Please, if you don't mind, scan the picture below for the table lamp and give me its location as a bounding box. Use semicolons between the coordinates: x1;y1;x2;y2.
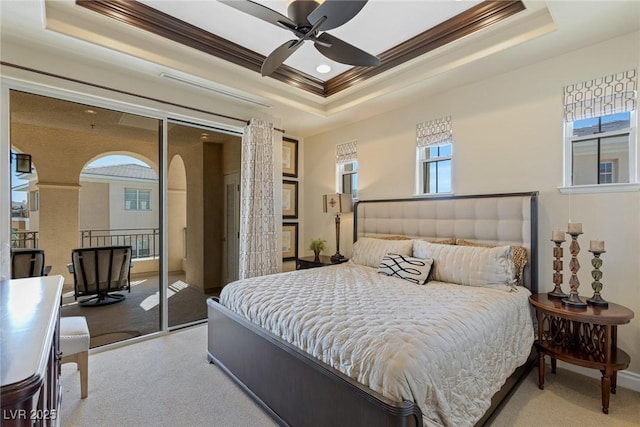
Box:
323;193;353;262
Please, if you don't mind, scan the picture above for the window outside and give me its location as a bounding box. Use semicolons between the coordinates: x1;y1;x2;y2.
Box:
339;161;358;198
569;112;631;185
419;143;452;194
125;188;151;211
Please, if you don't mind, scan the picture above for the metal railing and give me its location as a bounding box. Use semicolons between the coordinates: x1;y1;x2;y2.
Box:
80;228;160;260
11;230;39;248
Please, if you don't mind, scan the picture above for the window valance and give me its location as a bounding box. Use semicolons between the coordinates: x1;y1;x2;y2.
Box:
416;116;452;147
564;69;637;122
336;140;357;164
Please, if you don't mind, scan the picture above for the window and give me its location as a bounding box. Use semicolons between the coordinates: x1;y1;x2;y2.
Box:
125;188;151;211
419;144;452;194
416;116;453;195
569;113;630;185
336;141;358;198
339;162;358;198
563;69;637;191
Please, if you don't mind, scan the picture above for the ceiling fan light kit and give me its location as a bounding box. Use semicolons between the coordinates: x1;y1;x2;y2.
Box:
220;0;380;77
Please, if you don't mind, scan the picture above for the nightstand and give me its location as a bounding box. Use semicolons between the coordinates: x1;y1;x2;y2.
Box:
529;293;634;414
296;255;348;270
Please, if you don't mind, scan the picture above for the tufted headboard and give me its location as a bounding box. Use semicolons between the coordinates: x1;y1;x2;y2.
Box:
353;192;538;292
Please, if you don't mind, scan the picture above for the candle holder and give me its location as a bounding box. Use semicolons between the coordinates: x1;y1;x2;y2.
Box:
562;231;587;308
586;250;608;307
548;238;568;299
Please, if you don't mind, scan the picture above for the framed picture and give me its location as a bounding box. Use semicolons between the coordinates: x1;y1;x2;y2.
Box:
282;222;299;261
282;180;298;219
282;137;298;178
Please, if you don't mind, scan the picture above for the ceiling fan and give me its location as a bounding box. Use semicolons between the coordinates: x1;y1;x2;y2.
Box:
219;0;381;76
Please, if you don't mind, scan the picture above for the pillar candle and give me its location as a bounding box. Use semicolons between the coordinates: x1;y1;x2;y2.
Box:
552;230;565;241
590;240;605;252
567;222;582;234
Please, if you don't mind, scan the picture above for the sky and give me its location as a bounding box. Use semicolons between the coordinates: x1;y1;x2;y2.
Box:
11;154;147;203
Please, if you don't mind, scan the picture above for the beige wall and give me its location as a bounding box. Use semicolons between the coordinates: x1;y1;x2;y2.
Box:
167;139;226;293
304;32;640;375
79;181;109;230
223;138;242;175
167;155;187;273
108;180;159;230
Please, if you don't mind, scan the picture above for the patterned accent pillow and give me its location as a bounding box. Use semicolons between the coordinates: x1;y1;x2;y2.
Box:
455;239;528;286
351;237;413;268
378;253;433;285
379;235;411;240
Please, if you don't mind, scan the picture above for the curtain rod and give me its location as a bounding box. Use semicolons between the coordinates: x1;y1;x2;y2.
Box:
0;61;286;134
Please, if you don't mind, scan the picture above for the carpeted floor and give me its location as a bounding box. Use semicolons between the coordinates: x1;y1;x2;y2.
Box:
59;325;640;427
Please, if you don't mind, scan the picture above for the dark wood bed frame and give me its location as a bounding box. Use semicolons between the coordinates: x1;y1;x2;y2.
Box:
208;192;539;427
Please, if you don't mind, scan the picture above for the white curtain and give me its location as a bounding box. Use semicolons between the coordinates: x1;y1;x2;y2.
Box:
239;119;279;279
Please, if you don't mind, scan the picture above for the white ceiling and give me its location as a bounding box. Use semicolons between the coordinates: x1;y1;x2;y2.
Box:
1;1;639;137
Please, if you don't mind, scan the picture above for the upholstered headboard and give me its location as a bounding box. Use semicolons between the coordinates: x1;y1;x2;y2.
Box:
353;192;538;292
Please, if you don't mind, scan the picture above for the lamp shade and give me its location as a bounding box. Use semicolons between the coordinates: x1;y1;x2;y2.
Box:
323;193;353;214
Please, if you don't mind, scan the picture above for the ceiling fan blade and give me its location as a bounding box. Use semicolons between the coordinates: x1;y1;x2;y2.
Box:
218;0;296;29
307;0;368;31
261;39;303;76
315;32;380;67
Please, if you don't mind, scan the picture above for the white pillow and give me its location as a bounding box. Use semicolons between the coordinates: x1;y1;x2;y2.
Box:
351;237;413;268
413;240;515;290
378;253;433;285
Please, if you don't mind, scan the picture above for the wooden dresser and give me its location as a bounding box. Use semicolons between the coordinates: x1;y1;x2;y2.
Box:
1;276;64;426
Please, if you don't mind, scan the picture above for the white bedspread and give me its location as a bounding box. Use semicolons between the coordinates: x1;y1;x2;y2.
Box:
220;262;534;427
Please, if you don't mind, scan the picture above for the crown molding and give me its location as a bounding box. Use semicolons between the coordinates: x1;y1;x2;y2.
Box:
77;0;525;98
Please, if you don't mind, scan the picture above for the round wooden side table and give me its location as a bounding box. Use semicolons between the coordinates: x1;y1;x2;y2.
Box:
529;293;634;414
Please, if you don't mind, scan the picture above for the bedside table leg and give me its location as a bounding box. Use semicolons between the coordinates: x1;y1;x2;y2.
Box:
538;353;545;390
551;357;556;374
611;371;617;394
601;370;611;414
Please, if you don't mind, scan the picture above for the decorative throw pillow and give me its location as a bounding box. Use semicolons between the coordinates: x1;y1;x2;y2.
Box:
378;253;433;285
413;240;515;290
379;235;411;240
351;237;413;268
455;239;528;286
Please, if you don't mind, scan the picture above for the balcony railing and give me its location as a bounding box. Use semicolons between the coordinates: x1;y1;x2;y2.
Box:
11;229;160;260
11;231;39;248
80;228;160;260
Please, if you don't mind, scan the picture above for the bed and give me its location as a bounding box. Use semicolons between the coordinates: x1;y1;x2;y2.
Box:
207;192;539;427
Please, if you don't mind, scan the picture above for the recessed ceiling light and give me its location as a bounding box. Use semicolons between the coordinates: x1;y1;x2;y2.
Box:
316;64;331;74
84;109;97;114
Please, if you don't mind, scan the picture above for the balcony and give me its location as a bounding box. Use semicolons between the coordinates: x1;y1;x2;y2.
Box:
11;228;219;348
11;230;39;248
80;228;160;260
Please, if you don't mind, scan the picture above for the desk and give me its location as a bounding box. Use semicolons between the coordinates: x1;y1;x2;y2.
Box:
1;276;64;426
529;293;634;414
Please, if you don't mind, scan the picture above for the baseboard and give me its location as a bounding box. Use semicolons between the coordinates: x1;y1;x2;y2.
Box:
557;361;640;392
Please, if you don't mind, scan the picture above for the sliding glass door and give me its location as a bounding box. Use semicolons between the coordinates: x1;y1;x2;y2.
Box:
166;120;241;328
6;87;243;341
9;89;162;347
